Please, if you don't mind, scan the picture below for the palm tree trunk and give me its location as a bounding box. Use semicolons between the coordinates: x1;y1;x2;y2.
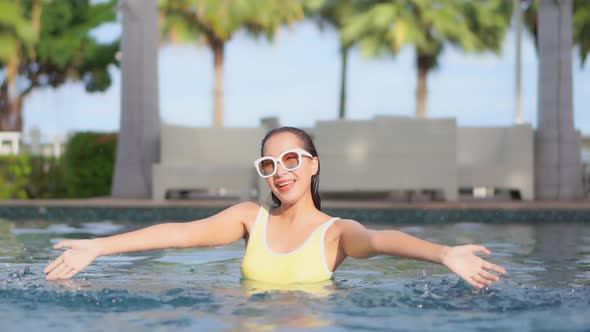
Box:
0;82;9;131
0;59;23;131
0;0;42;132
0;96;25;132
416;61;428;119
212;40;225;128
338;45;350;119
11;95;24;131
416;51;436;119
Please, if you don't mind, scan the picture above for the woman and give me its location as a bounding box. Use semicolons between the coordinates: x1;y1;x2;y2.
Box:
45;127;506;289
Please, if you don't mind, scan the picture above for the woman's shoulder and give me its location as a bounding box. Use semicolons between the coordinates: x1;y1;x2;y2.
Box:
221;201;263;223
332;218;363;228
328;218;366;237
320;218;363;249
232;201;263;213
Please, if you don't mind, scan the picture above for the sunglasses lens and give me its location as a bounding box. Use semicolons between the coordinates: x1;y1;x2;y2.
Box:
258;159;275;176
281;152;300;170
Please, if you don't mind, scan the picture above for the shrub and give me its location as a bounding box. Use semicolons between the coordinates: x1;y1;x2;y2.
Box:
0;154;32;199
27;155;68;198
61;132;117;198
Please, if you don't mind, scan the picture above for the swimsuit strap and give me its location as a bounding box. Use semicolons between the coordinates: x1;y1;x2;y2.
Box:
320;217;339;274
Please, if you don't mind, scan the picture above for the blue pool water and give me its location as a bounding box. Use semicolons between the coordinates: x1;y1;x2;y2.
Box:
0;219;589;331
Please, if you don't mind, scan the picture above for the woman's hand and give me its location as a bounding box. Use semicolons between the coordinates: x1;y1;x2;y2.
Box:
44;239;101;280
441;244;507;289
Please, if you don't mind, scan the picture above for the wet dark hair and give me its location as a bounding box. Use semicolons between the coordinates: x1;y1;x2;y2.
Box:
260;127;321;211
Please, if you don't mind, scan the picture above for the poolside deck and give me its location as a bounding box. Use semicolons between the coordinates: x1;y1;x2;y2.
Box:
1;198;589;223
0;198;589;210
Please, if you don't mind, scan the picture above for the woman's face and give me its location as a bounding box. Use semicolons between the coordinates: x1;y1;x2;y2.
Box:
262;132;318;206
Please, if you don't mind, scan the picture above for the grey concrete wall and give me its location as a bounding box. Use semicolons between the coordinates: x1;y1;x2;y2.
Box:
153;124;265;200
160;125;264;166
458;125;534;200
155;120;539;202
314;117;458;201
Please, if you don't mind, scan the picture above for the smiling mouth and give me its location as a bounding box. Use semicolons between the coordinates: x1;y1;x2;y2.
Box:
276;180;295;190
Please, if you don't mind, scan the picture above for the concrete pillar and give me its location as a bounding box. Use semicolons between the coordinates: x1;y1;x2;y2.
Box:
111;0;161;198
535;0;583;200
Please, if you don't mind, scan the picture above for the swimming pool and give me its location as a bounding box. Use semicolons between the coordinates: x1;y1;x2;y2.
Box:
1;218;589;331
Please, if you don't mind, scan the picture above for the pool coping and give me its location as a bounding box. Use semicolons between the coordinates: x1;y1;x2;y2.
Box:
1;199;589;223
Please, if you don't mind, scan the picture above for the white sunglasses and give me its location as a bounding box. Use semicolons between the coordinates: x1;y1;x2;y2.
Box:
254;148;313;178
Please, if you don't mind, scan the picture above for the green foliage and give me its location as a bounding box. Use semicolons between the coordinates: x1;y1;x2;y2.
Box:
160;0;304;127
573;0;589;66
160;0;304;44
0;154;72;199
340;0;512;118
35;0;119;92
0;0;119;131
304;0;347;27
0;0;120;87
0;154;32;199
61;132;117;198
0;1;36;62
342;0;512;60
303;0;357;47
27;155;68;198
0;136;116;199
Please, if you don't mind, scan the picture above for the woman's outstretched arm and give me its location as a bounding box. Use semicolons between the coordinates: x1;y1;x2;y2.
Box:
337;220;507;289
44;202;258;280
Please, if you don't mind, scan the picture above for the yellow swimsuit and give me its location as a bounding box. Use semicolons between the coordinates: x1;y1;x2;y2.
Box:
241;205;339;284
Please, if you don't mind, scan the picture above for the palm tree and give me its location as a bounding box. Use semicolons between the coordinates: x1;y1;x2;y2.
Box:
342;0;512;118
304;0;356;119
0;1;36;62
0;1;36;131
0;0;118;132
160;0;304;128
